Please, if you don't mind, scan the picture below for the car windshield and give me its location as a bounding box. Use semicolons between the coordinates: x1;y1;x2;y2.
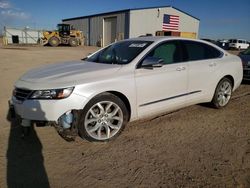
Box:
242;47;250;55
85;40;153;64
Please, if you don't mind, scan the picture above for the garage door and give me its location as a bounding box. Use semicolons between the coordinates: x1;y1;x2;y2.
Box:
104;17;117;46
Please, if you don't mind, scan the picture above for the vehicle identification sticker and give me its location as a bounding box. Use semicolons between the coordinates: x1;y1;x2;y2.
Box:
129;43;147;48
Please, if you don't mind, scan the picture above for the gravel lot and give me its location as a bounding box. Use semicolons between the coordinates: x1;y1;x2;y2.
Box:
0;45;249;188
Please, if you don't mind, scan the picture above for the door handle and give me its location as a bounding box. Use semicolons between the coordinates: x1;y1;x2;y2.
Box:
176;66;186;71
176;67;182;71
209;63;216;67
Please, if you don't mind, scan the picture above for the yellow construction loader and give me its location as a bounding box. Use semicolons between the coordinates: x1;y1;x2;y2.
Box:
40;24;83;47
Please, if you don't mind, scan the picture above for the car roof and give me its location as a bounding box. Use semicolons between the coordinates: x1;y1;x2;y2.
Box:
229;39;247;41
123;36;228;55
127;36;179;42
126;36;213;44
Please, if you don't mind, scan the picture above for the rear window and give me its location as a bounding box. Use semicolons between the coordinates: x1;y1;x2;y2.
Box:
183;41;222;61
229;39;237;43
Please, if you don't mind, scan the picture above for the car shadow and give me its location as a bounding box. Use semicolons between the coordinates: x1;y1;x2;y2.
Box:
6;104;50;188
198;103;214;109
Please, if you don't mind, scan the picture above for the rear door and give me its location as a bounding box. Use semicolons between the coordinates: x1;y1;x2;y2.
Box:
135;40;188;118
181;40;223;103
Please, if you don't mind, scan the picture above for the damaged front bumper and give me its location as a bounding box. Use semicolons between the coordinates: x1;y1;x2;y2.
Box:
9;98;80;141
10;93;87;122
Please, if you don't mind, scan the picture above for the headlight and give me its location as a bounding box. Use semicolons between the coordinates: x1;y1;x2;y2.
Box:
29;87;74;99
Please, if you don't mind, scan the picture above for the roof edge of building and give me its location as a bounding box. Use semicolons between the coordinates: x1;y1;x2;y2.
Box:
62;9;130;21
171;6;200;21
62;5;200;22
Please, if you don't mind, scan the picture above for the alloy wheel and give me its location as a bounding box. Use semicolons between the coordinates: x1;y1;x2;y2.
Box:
216;80;232;107
84;101;123;140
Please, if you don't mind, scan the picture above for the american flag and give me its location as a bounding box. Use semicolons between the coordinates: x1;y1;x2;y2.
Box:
162;14;179;31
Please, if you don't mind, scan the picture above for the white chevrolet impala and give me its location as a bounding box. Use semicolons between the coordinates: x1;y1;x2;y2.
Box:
11;37;243;141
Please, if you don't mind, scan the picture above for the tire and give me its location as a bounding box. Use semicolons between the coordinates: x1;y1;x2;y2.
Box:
48;37;60;47
69;38;78;47
78;92;129;142
211;78;233;109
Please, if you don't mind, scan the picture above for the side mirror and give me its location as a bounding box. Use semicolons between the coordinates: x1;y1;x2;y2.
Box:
141;57;164;68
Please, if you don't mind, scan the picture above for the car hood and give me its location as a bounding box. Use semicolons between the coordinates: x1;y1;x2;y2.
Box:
16;61;122;89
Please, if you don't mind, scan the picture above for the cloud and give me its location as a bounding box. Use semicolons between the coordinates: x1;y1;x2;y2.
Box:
0;0;29;20
1;9;29;19
0;0;30;30
0;1;10;9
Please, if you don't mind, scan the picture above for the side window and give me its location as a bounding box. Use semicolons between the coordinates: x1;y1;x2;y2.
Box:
183;41;222;61
238;40;242;44
183;41;206;61
147;41;183;64
204;44;222;59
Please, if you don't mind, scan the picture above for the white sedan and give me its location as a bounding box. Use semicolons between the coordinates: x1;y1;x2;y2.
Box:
11;37;243;141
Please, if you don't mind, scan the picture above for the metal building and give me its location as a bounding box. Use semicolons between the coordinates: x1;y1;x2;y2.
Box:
3;27;43;44
62;6;200;46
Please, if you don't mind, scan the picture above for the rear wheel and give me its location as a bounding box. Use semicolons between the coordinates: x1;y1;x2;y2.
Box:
78;92;128;142
48;37;60;47
212;78;232;108
69;38;78;47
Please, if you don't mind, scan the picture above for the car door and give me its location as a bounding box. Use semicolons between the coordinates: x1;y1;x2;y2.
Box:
181;40;222;104
135;40;188;118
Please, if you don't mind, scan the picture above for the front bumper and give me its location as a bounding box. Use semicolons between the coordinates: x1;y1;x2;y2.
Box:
11;93;87;121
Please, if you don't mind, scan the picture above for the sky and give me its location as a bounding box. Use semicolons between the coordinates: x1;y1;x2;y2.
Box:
0;0;250;40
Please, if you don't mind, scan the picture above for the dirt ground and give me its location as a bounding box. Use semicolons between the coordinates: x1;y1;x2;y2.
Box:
0;45;249;188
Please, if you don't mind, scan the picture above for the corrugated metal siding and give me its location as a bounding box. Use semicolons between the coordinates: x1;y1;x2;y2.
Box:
129;7;199;38
63;11;128;46
89;16;102;46
63;19;89;45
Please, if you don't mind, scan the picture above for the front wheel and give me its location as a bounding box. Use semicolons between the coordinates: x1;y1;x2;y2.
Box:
211;78;233;108
69;38;78;47
78;93;128;142
48;37;59;47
